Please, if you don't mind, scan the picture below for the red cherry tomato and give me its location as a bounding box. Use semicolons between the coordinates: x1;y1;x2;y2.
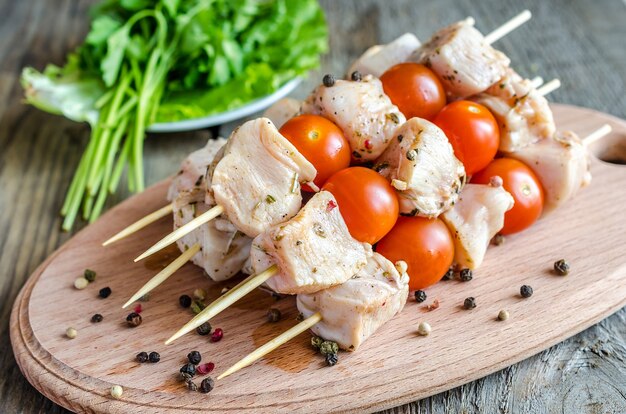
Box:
380;63;446;121
376;216;454;290
433;100;500;175
472;158;544;235
322;167;399;244
279;115;351;190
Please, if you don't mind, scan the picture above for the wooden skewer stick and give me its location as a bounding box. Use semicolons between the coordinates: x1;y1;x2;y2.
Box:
164;264;279;345
217;312;322;380
530;76;544;89
123;244;200;308
134;204;224;262
484;10;532;44
536;79;561;96
583;124;612;147
103;204;173;246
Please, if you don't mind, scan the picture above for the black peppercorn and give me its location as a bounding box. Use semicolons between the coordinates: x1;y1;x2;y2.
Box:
350;71;362;82
179;294;192;308
84;269;96;282
196;322;212;336
325;353;338;366
187;351;202;365
99;287;112;298
148;351;160;363
414;290;427;303
136;352;149;363
554;259;569;276
267;308;281;323
460;269;473;282
126;312;142;327
186;380;198;391
520;285;533;298
199;377;215;393
442;268;454;281
322;74;335;87
91;313;103;323
463;297;476;310
180;363;196;378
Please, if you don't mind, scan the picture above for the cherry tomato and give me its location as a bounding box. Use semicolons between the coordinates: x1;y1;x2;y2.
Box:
322;167;399;244
376;216;454;290
472;158;544;235
380;63;446;121
433;100;499;175
279;114;351;190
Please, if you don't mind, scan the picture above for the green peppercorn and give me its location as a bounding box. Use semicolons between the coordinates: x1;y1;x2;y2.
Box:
179;294;192;308
460;269;473;282
126;312;142;327
148;351;160;363
99;287;112;299
463;297;476;310
199;377;215;393
414;290;427;303
136;352;149;363
91;313;103;323
520;285;533;298
196;322;212;336
351;71;362;81
187;351;202;365
554;259;569;276
267;308;281;323
84;269;96;282
311;336;323;349
325;353;338;366
180;363;196;378
191;300;206;314
319;341;339;356
322;74;335;87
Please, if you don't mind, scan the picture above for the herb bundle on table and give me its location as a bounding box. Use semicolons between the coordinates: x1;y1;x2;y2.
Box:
21;0;328;230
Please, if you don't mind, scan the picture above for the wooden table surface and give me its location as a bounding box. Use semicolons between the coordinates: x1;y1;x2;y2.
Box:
0;0;625;413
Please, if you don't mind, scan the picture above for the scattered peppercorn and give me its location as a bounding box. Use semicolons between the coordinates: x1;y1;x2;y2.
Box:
460;268;473;282
196;362;215;375
99;287;112;298
417;322;432;336
319;341;339;356
180;363;197;378
267;308;281;323
491;233;505;246
193;288;206;301
110;385;123;399
296;312;305;321
463;297;476;310
199;377;215;393
179;294;192;308
180;372;193;382
148;351;160;363
350;71;362;81
74;277;89;290
325;353;338;366
414;290;427;303
91;313;103;323
442;268;454;280
554;259;570;276
186;380;198;392
133;304;142;314
136;351;149;363
210;328;223;342
66;327;77;339
322;74;335;87
498;310;510;321
126;312;142;327
188;351;202;365
84;269;96;282
311;336;323;349
191;300;206;314
196;322;212;336
520;285;533;298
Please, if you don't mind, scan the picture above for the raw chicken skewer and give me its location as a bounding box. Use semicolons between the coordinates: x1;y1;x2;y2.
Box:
217;253;409;380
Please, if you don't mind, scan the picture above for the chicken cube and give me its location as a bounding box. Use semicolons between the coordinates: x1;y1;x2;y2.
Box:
347;33;421;78
211;118;317;237
297;253;409;351
411;19;510;99
250;191;372;294
441;183;514;269
507;131;591;214
262;98;300;129
374;117;466;217
301;75;405;162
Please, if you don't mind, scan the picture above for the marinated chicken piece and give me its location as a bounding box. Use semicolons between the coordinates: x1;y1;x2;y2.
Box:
173;187;251;281
441;183;514;269
262;98;300;129
250;191;372;294
374;117;466;217
211;118;317;237
167;137;227;201
301;75;405;162
297;253;409;351
347;33;421;78
472;69;555;152
411;19;510;99
507;131;591;214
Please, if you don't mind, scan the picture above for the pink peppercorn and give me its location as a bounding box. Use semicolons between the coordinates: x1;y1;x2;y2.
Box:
211;328;223;342
196;362;215;375
134;304;143;314
364;140;373;150
326;200;337;212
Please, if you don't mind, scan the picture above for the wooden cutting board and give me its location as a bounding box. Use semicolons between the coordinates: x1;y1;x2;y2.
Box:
10;104;626;413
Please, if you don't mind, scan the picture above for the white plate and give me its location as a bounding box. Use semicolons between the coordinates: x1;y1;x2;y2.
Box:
147;78;302;133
